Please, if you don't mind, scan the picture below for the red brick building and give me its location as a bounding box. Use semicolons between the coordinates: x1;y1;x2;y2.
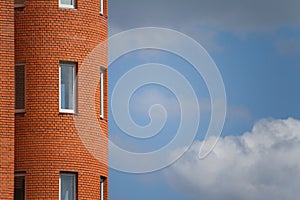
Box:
0;0;108;199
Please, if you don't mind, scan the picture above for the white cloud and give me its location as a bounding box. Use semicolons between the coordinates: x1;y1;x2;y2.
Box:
165;118;300;200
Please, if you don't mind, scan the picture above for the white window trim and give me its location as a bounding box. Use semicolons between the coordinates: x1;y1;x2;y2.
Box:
59;173;77;200
14;172;26;200
59;0;76;9
59;63;77;114
100;176;106;200
15;64;26;113
100;0;104;15
100;67;105;119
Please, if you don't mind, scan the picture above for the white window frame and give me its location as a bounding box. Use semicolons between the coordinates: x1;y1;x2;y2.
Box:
59;62;77;114
100;67;105;119
15;64;26;113
59;173;77;200
100;0;104;15
100;176;106;200
14;172;26;200
59;0;76;9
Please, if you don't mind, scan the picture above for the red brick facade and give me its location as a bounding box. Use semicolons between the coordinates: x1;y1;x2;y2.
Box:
0;0;15;199
1;0;108;199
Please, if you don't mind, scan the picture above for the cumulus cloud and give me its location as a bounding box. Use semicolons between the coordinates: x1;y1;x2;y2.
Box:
165;118;300;200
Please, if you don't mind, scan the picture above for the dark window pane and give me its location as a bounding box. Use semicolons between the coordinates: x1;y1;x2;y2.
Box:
14;175;25;200
15;66;25;110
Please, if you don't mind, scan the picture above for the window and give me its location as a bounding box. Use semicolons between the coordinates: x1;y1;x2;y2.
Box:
100;176;106;200
100;0;104;15
59;62;77;113
14;0;25;8
15;65;25;113
14;173;25;200
59;172;77;200
100;67;106;119
59;0;76;9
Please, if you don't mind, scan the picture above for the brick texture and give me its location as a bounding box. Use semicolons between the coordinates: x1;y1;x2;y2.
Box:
13;0;108;199
0;0;15;199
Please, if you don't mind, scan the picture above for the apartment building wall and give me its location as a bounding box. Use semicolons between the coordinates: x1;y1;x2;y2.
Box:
13;0;108;199
0;0;15;199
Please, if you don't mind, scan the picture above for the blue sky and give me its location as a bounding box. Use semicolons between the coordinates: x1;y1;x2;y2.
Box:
108;1;300;200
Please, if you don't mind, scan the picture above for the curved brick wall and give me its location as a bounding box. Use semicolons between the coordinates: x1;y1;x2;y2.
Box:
14;0;108;199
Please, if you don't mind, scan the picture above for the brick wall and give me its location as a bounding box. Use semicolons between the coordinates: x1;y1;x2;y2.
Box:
14;0;108;199
0;0;15;199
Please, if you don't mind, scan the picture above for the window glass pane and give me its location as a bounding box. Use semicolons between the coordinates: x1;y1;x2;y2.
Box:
60;0;72;5
60;64;74;110
15;66;25;110
14;175;25;200
60;174;76;200
100;70;104;118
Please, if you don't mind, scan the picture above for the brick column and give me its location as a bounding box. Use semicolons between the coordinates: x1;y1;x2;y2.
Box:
0;0;15;199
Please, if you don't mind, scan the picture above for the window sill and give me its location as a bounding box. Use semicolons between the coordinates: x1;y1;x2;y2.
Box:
59;4;76;9
59;109;76;114
99;116;108;122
